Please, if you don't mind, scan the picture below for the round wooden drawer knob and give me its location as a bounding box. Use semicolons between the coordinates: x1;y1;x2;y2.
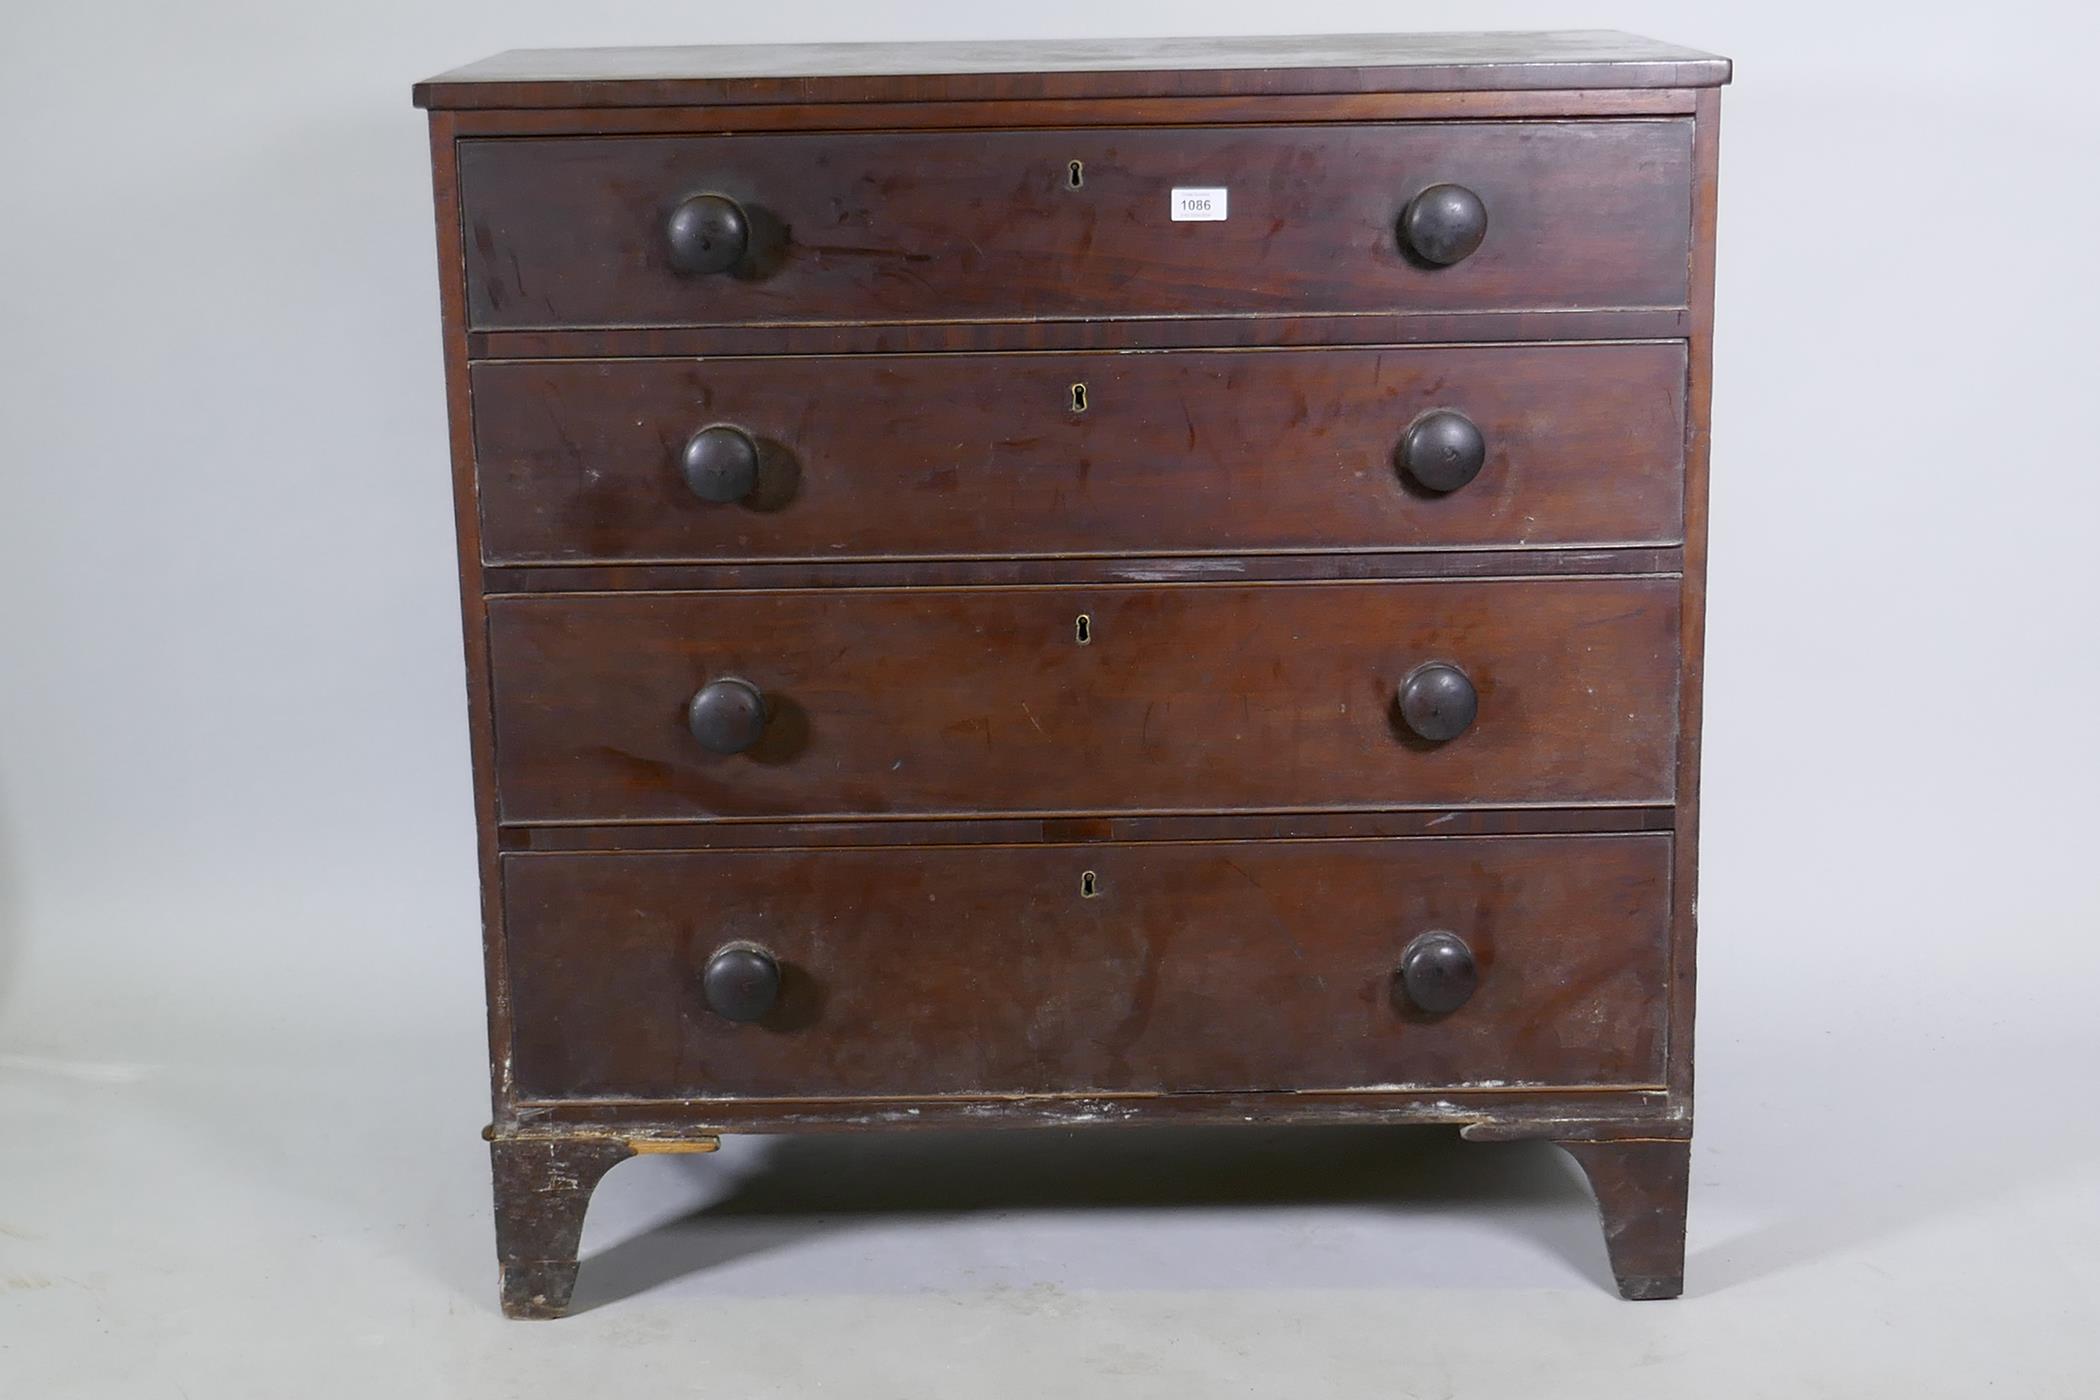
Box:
687;678;768;755
1399;410;1486;493
681;424;760;503
666;193;750;274
1398;930;1478;1015
702;944;780;1022
1400;183;1488;266
1397;663;1477;742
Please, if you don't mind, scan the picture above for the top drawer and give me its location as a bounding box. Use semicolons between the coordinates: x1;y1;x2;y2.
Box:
458;121;1693;331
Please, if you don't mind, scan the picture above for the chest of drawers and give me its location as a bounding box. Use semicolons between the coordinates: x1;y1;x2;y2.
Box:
414;30;1729;1318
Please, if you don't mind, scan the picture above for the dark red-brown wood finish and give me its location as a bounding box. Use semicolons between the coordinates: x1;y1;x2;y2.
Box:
503;835;1673;1100
471;342;1688;564
416;30;1728;1316
457;122;1693;330
485;578;1682;823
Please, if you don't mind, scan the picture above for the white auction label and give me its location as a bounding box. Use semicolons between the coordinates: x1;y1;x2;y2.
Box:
1170;187;1228;221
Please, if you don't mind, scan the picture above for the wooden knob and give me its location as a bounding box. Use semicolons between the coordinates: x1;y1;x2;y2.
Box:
681;425;759;503
1400;183;1488;266
687;678;768;755
1398;663;1477;743
1398;930;1478;1015
702;944;780;1022
666;193;749;274
1399;410;1486;493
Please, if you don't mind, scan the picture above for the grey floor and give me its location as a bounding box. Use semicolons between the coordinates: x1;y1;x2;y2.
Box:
4;1001;2096;1398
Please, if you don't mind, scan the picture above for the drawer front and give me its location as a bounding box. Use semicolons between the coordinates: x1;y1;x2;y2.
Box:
486;578;1679;822
503;835;1672;1099
459;122;1693;330
472;343;1687;564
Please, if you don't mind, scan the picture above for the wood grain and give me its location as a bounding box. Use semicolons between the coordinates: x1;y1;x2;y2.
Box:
458;122;1693;330
485;577;1681;823
472;342;1687;565
502;834;1672;1099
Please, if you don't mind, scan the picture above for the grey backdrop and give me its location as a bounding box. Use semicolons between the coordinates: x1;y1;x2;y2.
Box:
3;2;2097;1395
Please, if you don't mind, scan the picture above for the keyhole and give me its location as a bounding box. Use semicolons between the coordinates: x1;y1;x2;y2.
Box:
1080;870;1099;898
1067;160;1084;189
1074;613;1092;645
1070;383;1088;413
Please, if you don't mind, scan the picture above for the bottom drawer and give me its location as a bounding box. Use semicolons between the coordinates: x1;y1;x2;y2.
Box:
503;835;1671;1101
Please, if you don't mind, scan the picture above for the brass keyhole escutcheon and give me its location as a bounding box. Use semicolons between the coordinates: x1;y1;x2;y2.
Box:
1070;382;1088;413
1075;613;1092;645
1067;159;1084;189
1080;870;1099;898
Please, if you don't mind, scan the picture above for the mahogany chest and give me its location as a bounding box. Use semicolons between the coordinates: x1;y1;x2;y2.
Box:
413;31;1730;1318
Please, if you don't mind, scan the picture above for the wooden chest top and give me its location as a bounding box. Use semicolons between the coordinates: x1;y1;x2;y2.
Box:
414;31;1730;109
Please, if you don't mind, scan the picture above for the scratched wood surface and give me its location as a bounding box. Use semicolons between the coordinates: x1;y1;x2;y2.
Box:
457;122;1692;330
472;342;1687;564
502;834;1672;1098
